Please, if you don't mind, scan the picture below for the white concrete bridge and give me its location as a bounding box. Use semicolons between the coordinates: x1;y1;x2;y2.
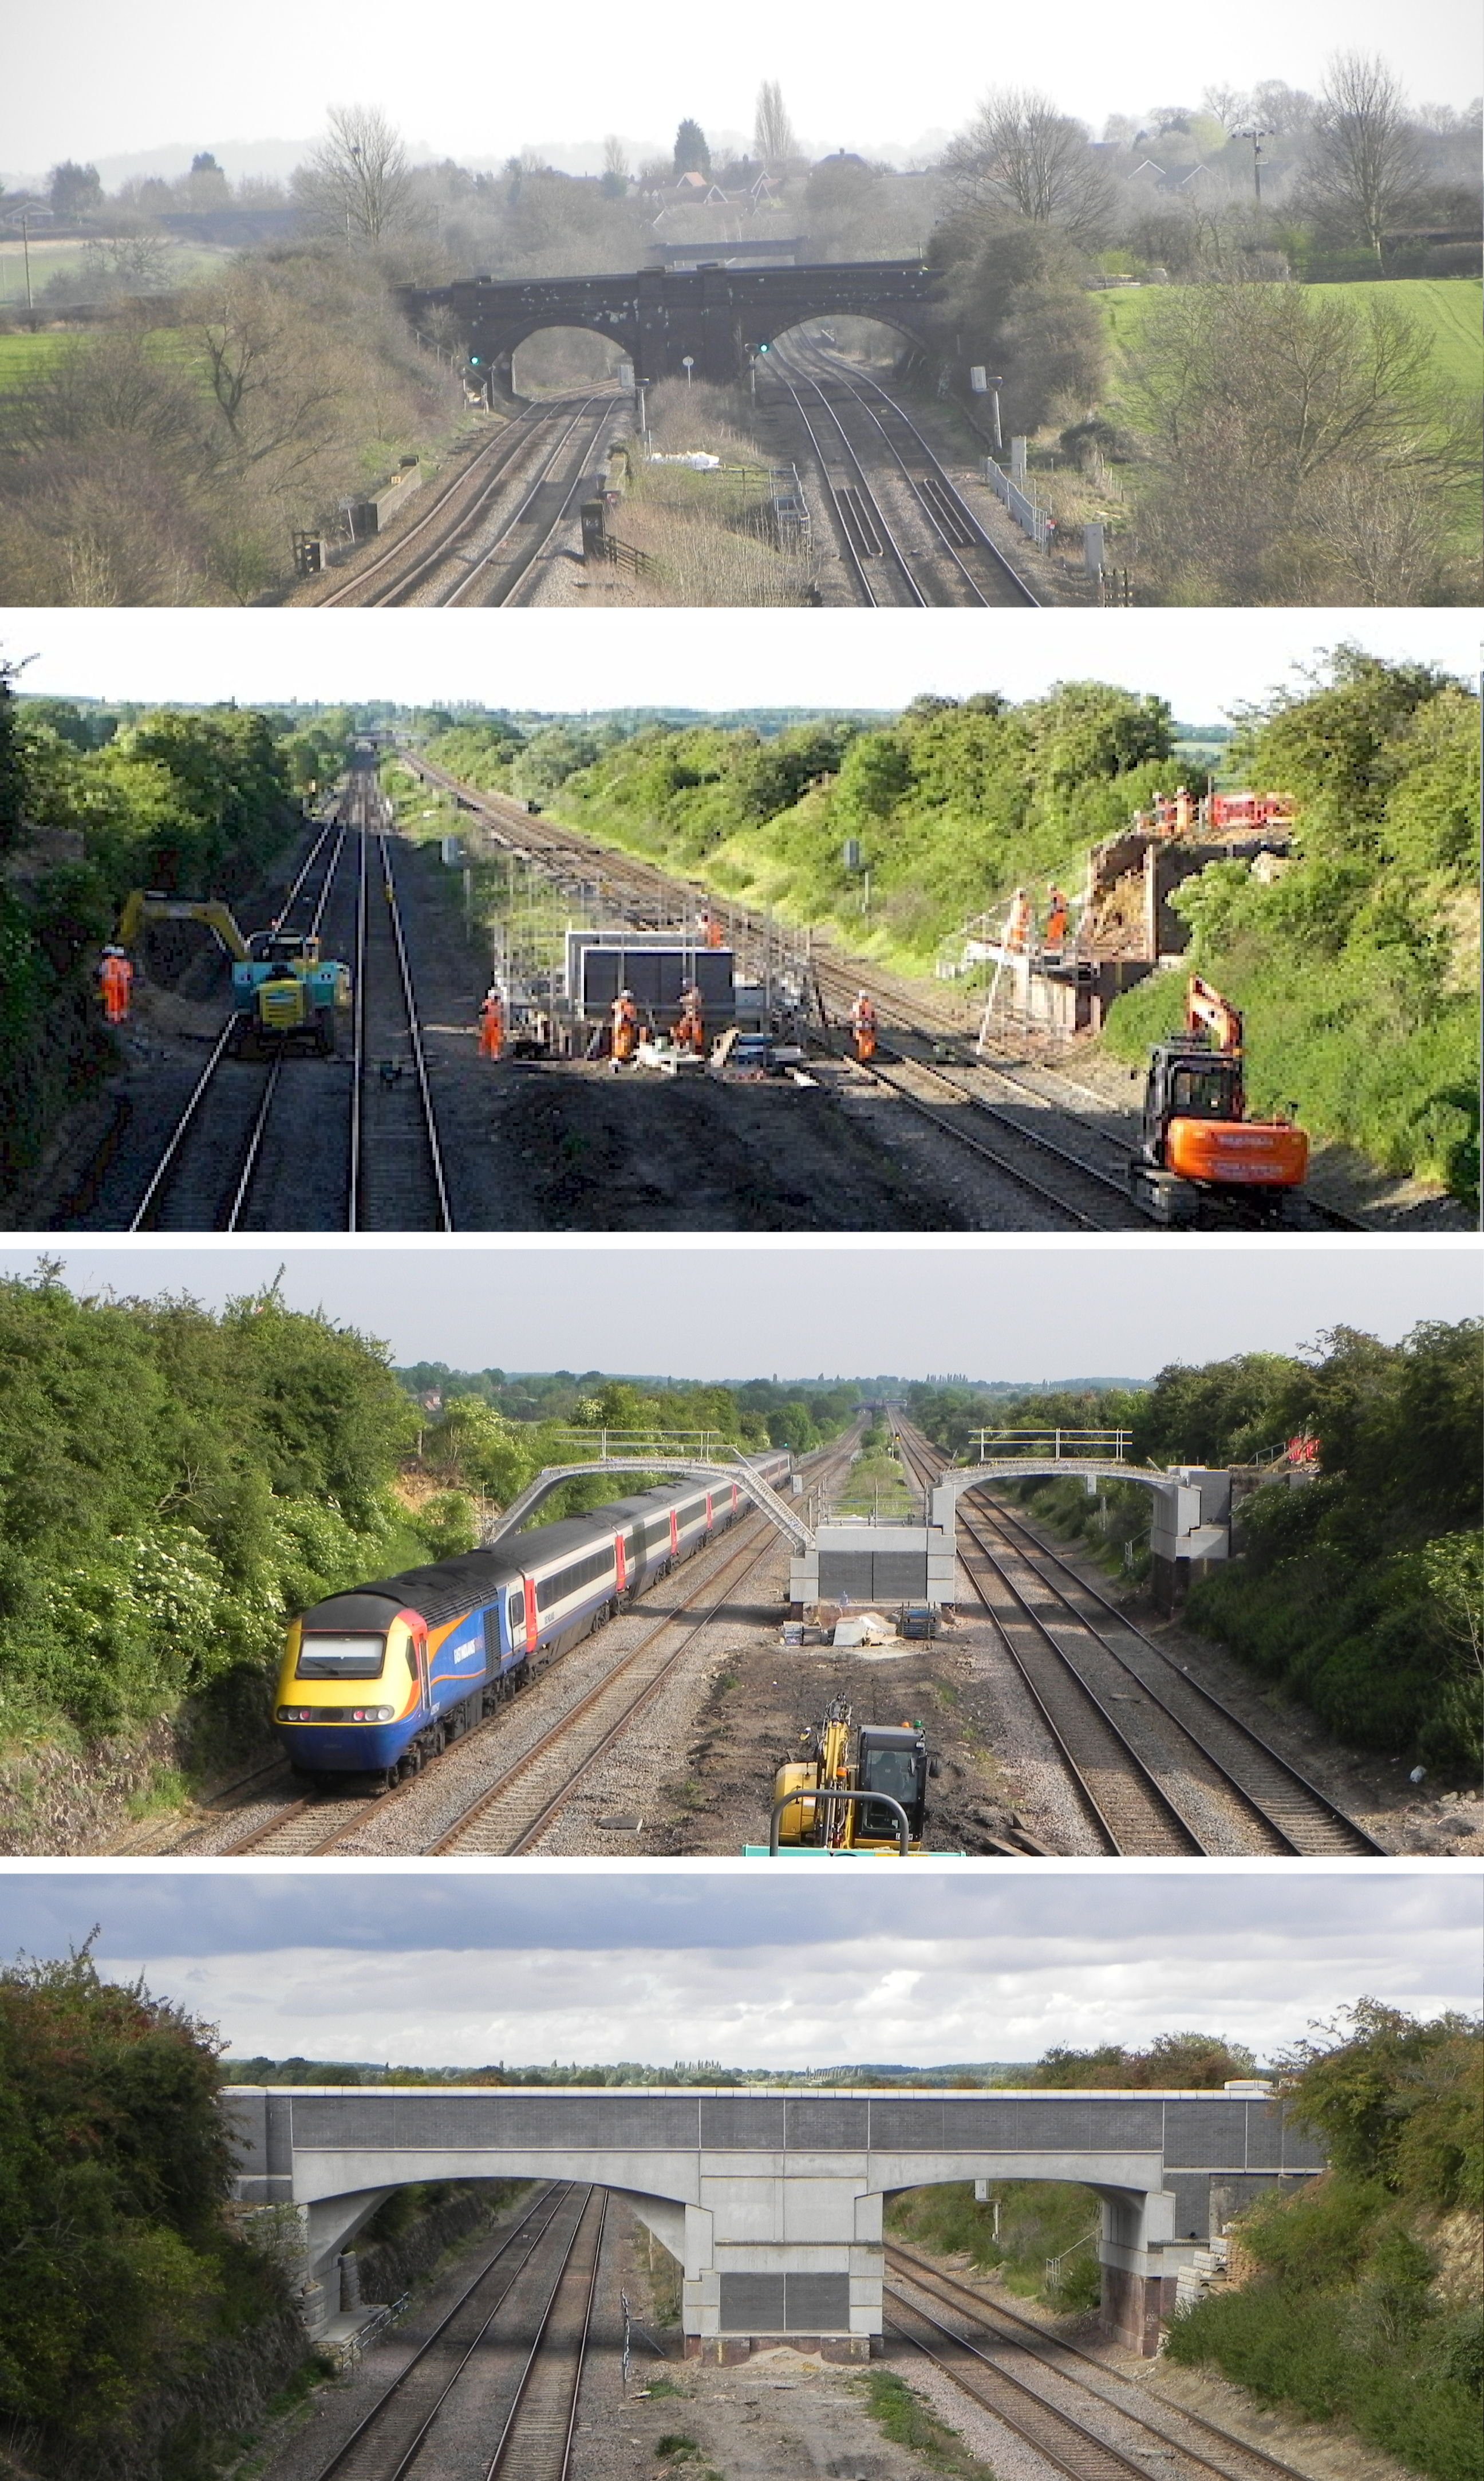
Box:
224;2083;1322;2358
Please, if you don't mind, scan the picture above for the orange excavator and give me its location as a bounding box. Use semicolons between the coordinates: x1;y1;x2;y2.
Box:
1130;977;1308;1226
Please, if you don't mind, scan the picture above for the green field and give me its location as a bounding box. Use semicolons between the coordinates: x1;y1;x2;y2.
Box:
1096;277;1482;388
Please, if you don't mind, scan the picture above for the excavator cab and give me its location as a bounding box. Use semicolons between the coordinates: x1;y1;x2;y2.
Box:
248;930;321;970
855;1723;934;1847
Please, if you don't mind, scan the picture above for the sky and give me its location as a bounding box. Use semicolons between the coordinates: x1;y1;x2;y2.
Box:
2;1865;1476;2069
3;611;1479;727
5;0;1479;182
0;1241;1476;1382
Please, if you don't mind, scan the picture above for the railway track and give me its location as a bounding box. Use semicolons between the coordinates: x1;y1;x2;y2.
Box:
885;2247;1313;2481
772;339;1039;609
312;392;618;609
127;771;449;1231
895;1421;1383;1857
188;1433;857;1860
309;2182;603;2481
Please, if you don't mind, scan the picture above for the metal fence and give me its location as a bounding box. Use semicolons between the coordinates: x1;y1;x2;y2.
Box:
981;457;1053;552
968;1427;1134;1461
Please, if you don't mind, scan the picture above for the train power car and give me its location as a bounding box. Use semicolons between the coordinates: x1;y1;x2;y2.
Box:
273;1452;792;1786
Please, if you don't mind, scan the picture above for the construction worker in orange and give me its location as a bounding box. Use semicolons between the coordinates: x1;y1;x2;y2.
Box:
676;981;706;1055
698;908;725;950
1044;886;1069;951
477;986;505;1060
611;988;639;1064
98;945;135;1024
1004;888;1032;952
850;989;877;1062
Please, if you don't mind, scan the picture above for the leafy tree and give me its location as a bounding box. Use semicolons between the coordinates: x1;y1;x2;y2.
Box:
0;1942;286;2441
47;160;104;218
673;120;711;178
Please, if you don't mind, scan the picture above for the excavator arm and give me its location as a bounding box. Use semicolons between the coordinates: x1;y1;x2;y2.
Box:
1185;975;1243;1059
116;892;250;962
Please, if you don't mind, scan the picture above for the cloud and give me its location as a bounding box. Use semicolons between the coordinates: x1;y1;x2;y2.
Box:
15;1865;1468;2072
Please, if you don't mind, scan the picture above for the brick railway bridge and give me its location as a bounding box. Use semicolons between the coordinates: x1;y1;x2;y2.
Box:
227;2082;1321;2358
397;262;946;397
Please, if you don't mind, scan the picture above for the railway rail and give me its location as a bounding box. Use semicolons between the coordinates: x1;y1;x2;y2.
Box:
126;775;449;1232
884;2245;1313;2481
894;1419;1383;1857
771;338;1039;609
308;2181;603;2481
885;2249;1312;2481
186;1432;858;1860
313;392;618;609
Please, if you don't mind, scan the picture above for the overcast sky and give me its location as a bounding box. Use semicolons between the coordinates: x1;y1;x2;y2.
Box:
5;0;1477;183
1;1241;1476;1382
2;1865;1476;2069
3;612;1478;726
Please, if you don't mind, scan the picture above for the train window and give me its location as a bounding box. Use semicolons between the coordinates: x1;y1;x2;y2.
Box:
296;1633;385;1679
508;1594;524;1639
535;1548;615;1611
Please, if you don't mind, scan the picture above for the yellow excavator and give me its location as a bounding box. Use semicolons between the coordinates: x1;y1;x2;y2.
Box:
116;894;351;1059
766;1698;940;1855
1130;976;1309;1227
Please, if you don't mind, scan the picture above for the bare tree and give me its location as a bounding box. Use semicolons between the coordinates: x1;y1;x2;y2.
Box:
943;91;1114;244
295;104;417;244
602;136;630;180
1305;52;1423;260
1201;84;1250;131
754;80;798;169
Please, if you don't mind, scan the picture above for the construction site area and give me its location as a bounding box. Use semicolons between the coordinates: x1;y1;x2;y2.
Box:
21;744;1467;1236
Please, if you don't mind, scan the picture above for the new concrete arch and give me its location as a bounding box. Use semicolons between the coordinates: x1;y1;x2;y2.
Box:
224;2085;1321;2357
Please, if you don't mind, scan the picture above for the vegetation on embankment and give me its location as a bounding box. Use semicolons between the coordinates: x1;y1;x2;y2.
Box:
423;649;1478;1202
1166;2002;1483;2481
0;1259;860;1824
0;669;348;1194
0;253;463;604
910;1314;1484;1774
1099;649;1479;1204
0;1943;308;2481
0;1268;428;1795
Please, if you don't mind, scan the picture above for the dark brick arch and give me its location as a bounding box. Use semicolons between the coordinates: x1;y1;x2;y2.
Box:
398;261;946;399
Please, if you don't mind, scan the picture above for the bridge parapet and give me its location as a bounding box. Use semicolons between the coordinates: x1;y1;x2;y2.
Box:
223;2084;1321;2358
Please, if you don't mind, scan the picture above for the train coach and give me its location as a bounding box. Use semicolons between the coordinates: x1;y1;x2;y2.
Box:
273;1451;793;1787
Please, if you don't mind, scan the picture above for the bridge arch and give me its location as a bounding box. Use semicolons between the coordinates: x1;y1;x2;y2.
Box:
224;2083;1320;2358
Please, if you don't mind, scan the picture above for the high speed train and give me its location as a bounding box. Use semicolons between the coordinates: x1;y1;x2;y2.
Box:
273;1451;794;1786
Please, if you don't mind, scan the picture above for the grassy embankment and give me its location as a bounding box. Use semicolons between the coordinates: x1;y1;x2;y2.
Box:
420;649;1478;1202
1166;2005;1483;2481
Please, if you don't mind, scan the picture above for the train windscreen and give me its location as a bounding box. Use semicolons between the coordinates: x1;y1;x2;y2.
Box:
296;1633;386;1679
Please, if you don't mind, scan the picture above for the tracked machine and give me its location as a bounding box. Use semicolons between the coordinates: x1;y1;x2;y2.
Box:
117;893;352;1059
768;1698;940;1855
1130;976;1308;1227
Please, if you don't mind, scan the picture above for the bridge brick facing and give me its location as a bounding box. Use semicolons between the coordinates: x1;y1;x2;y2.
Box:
397;262;945;392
